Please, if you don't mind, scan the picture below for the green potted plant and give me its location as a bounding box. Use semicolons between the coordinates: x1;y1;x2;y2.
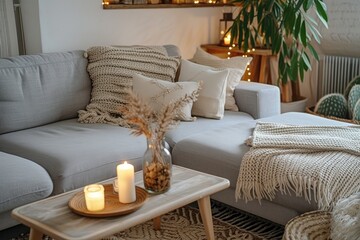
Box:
229;0;328;103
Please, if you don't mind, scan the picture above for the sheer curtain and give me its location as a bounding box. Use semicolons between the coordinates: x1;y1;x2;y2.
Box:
0;0;19;57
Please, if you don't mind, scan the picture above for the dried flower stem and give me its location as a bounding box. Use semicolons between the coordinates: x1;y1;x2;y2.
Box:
120;87;199;164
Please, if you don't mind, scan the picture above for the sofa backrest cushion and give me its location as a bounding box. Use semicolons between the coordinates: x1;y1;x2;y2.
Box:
0;50;91;134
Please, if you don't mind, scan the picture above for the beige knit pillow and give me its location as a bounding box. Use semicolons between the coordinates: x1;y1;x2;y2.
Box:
78;45;180;126
191;47;252;111
132;74;200;121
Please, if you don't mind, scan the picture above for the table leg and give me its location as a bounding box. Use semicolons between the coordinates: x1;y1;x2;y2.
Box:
153;216;161;230
259;55;269;84
29;228;43;240
198;196;215;240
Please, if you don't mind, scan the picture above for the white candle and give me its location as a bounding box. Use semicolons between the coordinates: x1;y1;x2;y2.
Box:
83;184;105;211
117;161;136;203
224;34;231;46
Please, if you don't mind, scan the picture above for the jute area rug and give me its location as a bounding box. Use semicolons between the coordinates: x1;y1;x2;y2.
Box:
12;201;284;240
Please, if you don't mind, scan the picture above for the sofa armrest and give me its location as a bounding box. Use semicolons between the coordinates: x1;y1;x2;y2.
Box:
234;81;281;119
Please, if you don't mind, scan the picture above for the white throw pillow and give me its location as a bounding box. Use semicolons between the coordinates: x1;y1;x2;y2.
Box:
179;60;229;119
132;73;199;121
191;47;252;111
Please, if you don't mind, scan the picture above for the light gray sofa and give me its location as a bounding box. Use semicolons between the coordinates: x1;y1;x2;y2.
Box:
0;46;347;230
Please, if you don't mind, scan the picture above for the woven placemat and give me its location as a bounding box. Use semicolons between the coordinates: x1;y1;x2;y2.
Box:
282;210;331;240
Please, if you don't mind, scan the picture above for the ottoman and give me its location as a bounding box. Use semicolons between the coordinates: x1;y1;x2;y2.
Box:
0;152;53;230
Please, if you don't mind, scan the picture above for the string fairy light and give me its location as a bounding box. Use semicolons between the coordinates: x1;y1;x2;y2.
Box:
227;44;252;81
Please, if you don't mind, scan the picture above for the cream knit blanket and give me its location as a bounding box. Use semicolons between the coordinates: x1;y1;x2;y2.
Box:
235;122;360;210
78;45;180;126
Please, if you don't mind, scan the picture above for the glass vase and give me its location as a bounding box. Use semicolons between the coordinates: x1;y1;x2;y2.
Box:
143;137;172;194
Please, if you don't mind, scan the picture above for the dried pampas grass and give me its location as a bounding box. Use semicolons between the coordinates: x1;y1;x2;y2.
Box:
119;88;199;142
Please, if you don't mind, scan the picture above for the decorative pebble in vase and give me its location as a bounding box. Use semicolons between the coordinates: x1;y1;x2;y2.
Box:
143;137;172;194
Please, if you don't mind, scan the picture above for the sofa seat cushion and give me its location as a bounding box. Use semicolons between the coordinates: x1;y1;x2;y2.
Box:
172;112;352;213
0;152;53;213
0;119;147;194
165;111;254;148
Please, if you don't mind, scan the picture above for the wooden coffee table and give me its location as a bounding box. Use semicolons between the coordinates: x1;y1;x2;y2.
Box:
12;165;230;240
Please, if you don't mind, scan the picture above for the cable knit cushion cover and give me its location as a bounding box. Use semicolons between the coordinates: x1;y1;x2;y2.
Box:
132;74;199;121
179;59;229;119
78;46;180;126
191;47;252;111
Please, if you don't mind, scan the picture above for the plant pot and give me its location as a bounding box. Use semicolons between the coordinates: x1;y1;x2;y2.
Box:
306;106;360;125
281;97;308;113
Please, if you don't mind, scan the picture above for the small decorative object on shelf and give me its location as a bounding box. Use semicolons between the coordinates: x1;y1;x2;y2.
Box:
120;90;198;194
219;12;234;46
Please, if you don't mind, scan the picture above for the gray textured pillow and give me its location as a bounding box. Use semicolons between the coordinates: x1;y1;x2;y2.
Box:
78;46;180;126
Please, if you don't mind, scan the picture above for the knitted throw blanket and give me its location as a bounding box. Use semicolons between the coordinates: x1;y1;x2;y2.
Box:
235;122;360;210
78;45;180;126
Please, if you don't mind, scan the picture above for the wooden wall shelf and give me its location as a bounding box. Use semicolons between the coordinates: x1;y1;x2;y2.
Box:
103;3;232;9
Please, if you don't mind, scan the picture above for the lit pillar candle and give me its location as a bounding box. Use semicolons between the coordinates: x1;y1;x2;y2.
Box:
224;34;231;46
117;161;136;203
83;184;105;211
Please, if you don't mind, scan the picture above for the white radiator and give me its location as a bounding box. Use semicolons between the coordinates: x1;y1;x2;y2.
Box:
318;55;360;98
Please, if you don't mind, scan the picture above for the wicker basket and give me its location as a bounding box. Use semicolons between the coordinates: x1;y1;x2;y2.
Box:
306;106;360;125
282;210;331;240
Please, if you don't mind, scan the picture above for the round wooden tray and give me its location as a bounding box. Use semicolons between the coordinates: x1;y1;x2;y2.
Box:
68;184;148;217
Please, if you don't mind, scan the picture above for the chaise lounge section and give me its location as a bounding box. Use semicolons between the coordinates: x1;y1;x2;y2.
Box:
171;112;352;225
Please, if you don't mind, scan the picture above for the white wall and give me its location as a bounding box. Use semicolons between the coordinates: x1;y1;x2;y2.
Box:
303;0;360;105
319;0;360;57
23;0;223;59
